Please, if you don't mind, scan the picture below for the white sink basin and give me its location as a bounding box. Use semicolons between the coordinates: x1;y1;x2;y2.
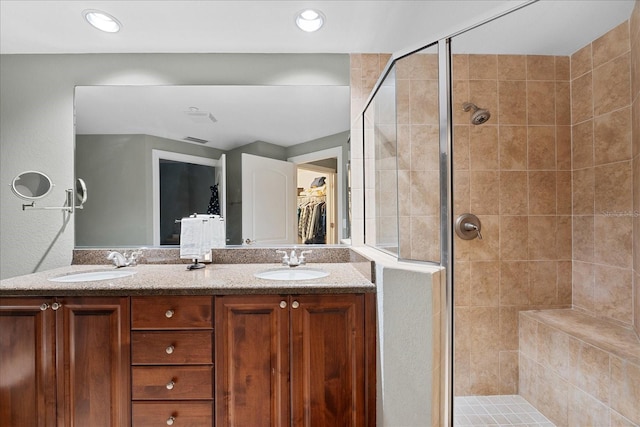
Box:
49;270;137;283
254;268;329;281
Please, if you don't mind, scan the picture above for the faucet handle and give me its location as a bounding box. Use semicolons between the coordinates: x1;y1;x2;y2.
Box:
275;250;289;265
299;250;312;265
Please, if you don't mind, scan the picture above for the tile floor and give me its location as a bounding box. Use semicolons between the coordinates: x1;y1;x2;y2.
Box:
454;395;556;426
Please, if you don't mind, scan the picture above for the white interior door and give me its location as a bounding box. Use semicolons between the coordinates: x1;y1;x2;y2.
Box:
241;153;296;245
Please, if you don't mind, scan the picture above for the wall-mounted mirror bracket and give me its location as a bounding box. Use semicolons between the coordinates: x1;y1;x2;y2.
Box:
11;171;87;213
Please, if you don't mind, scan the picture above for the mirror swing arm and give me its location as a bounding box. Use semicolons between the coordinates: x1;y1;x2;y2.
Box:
11;171;88;213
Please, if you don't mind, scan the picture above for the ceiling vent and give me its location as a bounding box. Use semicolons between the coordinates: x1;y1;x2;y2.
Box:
183;136;209;144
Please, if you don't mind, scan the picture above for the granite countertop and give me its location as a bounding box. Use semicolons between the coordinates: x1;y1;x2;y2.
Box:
0;263;375;296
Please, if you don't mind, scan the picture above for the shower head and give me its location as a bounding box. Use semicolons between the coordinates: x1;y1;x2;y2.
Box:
462;102;491;125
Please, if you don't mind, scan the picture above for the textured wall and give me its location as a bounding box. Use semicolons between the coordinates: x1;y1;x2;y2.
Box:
631;0;640;336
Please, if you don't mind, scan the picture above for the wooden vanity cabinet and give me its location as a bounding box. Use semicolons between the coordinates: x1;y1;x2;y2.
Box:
215;293;375;427
131;296;214;427
0;296;130;427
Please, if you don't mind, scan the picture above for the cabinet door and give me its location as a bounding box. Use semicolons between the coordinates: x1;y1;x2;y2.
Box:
0;297;56;427
290;294;365;427
56;297;130;427
215;295;289;427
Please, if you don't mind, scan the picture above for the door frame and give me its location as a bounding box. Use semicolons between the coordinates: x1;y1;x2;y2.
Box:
288;146;344;242
152;149;222;246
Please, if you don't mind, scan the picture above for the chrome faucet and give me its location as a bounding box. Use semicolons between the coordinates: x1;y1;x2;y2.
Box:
276;248;312;267
107;250;143;268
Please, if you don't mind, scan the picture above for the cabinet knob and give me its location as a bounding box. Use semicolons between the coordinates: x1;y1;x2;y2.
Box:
165;309;174;318
292;301;300;309
165;345;175;355
166;416;176;425
40;303;50;311
166;380;175;390
51;302;62;311
279;301;287;309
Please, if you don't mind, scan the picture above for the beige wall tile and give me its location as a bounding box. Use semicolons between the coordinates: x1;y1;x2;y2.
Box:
469;79;498;117
556;81;572;125
572;120;594;170
557;260;573;304
527;81;556;125
594;161;633;214
572;168;595;215
527;55;556;80
518;353;539;404
571;43;592;80
470;261;500;306
528;216;557;260
571;341;611;404
557;172;572;216
571;72;593;124
610;410;638;426
469;54;497;80
498;80;527;124
453;125;470;171
572;260;595;311
500;261;530;305
556;125;572;171
410;79;439;125
453;80;470;125
594;107;633;165
499;350;519;394
469;125;499;170
498;55;526;80
529;171;557;215
568;385;611;427
470;171;500;215
452;54;469;81
536;365;569;426
500;171;528;215
594;216;633;268
470;307;501;352
593;53;631;117
594;264;633;324
469;350;500;395
530;261;558;305
556;56;571;81
453;170;470;216
536;323;571;379
499;307;524;351
556;215;573;260
610;357;640;425
499;126;528;170
519;314;538;358
500;216;528;260
593;21;630;68
410;125;439;171
572;215;594;263
528;126;556;170
454;261;470;307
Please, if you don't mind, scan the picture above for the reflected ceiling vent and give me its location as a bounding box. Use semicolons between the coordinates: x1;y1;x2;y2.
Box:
183;107;217;124
183;136;209;144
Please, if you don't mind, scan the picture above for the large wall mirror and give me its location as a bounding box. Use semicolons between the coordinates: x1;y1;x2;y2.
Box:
74;85;351;248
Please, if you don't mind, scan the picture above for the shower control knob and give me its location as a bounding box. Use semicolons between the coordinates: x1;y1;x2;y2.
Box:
455;213;483;241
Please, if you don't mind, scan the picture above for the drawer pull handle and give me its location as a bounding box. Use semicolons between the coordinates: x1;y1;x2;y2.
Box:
292;301;300;309
165;345;175;355
166;380;175;390
165;309;174;318
166;416;176;425
40;303;50;311
51;302;62;311
279;300;287;309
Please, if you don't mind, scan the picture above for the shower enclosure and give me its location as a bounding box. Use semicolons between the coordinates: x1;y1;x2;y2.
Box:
362;1;638;425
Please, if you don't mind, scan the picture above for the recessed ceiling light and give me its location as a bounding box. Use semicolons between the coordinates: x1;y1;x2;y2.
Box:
83;9;122;33
295;9;325;32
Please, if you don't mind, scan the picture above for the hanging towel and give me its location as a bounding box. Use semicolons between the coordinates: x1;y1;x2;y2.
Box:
180;217;206;260
207;184;220;215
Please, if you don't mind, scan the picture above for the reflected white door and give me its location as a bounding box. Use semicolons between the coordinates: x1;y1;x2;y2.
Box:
241;153;296;244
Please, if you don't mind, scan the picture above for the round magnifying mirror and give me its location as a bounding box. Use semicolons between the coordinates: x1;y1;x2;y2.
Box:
76;178;88;205
11;171;54;200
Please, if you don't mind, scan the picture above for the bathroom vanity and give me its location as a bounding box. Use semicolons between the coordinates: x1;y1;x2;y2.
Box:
0;262;376;427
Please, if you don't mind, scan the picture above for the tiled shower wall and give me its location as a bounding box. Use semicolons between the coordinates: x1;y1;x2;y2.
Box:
452;53;573;395
570;19;637;328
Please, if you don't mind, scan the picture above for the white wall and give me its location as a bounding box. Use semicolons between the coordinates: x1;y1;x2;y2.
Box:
0;53;349;279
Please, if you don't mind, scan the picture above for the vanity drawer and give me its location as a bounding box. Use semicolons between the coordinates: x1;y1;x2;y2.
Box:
132;401;213;427
132;296;213;330
132;331;213;365
132;366;213;400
